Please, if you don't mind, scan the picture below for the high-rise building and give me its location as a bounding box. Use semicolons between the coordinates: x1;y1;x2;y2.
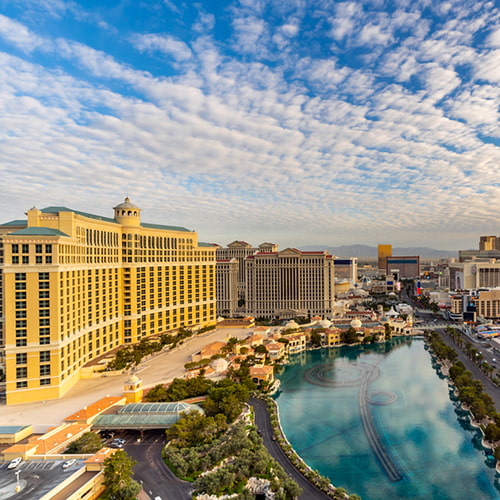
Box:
0;199;216;405
386;256;420;278
215;241;278;299
449;260;500;290
216;258;239;317
479;236;499;251
245;248;335;319
334;257;358;284
378;244;392;271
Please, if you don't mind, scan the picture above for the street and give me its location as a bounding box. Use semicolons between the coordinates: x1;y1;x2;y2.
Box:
123;430;192;500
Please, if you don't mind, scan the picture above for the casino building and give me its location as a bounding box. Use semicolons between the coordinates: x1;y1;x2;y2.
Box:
0;199;216;405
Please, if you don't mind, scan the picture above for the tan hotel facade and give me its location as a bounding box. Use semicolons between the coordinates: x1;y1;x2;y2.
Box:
245;248;335;319
0;199;216;405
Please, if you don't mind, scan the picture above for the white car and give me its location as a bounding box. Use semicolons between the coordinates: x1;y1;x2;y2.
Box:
62;459;76;469
7;457;22;469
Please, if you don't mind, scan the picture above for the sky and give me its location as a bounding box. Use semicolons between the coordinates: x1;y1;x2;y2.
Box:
0;0;499;251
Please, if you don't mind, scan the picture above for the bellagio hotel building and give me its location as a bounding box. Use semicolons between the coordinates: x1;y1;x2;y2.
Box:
0;198;216;405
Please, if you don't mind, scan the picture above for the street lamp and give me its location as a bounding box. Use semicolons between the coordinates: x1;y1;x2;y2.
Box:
14;470;21;492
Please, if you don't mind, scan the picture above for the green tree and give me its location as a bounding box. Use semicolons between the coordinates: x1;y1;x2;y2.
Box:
66;431;103;454
204;378;251;422
384;323;393;340
484;423;500;442
254;344;268;355
103;449;141;500
144;383;169;402
310;331;322;347
166;410;227;447
342;327;358;344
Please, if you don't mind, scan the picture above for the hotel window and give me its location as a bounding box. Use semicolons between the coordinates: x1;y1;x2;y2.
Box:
22;256;29;264
16;292;26;300
12;244;19;253
22;244;29;253
16;367;27;378
12;256;19;264
16;353;27;364
40;378;51;386
45;244;52;253
40;365;50;376
36;256;43;264
39;291;49;298
46;256;52;264
36;244;42;253
16;381;28;388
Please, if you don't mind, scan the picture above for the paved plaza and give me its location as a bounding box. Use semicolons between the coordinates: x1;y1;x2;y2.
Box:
0;328;252;432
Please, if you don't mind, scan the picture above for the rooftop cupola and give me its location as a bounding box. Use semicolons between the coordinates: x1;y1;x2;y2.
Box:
113;197;141;226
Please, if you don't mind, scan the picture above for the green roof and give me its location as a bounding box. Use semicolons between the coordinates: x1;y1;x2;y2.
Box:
92;402;203;430
10;227;69;237
41;206;117;224
142;222;192;233
0;219;27;227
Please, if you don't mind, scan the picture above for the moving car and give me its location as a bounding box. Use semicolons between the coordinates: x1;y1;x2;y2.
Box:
7;457;22;469
62;459;76;469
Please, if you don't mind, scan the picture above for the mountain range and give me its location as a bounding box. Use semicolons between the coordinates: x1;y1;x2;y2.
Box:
299;244;459;260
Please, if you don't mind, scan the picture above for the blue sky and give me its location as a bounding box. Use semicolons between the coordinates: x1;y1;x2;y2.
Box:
0;0;499;250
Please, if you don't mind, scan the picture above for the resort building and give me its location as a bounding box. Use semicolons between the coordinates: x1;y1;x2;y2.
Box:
449;260;500;290
244;248;335;319
0;199;216;405
215;241;278;300
216;257;239;317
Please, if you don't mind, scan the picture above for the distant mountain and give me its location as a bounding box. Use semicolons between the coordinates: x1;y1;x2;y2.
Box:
299;244;458;260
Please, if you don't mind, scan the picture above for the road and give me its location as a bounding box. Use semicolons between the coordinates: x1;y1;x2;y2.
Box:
250;398;332;500
438;328;500;411
124;430;192;500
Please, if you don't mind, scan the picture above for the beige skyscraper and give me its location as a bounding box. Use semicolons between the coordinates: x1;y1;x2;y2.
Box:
245;248;335;319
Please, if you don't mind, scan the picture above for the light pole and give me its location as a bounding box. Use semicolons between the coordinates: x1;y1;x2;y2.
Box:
14;470;21;492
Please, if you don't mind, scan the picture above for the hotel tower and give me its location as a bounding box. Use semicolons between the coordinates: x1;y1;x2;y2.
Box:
0;199;216;404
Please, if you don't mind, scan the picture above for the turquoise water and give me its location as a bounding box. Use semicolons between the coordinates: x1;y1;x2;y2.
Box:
274;338;500;500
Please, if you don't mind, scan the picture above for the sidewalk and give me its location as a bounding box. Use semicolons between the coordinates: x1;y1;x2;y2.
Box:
0;327;251;432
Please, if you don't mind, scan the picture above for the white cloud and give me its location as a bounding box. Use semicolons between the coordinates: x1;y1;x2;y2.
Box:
0;14;46;53
486;27;500;48
131;33;193;61
0;3;500;250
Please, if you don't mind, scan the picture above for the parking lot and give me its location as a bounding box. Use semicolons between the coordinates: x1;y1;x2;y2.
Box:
0;459;84;499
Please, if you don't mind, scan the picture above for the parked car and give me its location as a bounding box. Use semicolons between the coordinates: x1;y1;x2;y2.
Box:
62;459;76;469
110;438;125;448
7;457;22;469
